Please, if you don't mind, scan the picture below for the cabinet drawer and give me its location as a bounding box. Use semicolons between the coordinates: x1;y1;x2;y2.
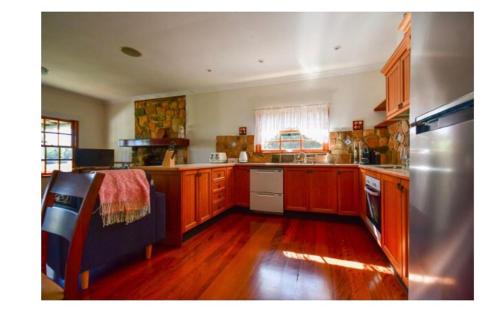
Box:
212;198;226;215
212;188;226;202
212;179;226;191
212;168;226;181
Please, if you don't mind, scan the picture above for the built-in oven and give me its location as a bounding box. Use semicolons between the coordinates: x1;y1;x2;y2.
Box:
365;175;381;241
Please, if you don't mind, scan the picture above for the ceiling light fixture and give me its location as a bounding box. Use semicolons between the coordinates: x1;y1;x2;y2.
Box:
41;66;48;75
121;46;142;57
207;69;212;72
258;59;264;63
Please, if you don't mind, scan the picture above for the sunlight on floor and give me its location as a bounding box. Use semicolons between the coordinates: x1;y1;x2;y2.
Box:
282;250;393;274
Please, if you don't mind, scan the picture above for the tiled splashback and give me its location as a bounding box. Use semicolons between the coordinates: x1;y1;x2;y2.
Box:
215;119;409;165
329;119;409;164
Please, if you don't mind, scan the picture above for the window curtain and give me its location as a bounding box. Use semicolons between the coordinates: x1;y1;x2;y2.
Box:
255;104;329;147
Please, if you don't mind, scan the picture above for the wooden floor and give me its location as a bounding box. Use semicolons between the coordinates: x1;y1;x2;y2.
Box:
82;210;407;300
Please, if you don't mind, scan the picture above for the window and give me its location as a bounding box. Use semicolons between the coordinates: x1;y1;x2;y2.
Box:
41;117;78;175
263;130;324;152
255;104;329;153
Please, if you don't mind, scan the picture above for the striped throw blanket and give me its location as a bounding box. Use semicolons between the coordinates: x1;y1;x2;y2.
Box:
98;169;150;226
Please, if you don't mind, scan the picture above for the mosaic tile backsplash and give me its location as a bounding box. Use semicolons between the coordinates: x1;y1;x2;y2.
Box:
215;119;409;165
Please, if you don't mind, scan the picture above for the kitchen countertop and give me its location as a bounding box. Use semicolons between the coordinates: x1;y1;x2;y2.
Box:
359;165;409;179
137;163;408;178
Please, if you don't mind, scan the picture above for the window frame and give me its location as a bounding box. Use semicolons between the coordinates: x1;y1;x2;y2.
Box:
260;129;327;154
41;116;79;177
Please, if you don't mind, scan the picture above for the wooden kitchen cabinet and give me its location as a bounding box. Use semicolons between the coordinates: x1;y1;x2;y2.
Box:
284;168;309;211
337;168;360;216
385;61;403;118
197;169;212;223
181;170;198;232
180;169;212;233
381;14;411;121
381;174;409;284
284;168;338;214
309;169;337;214
234;166;250;207
211;168;227;217
225;166;234;209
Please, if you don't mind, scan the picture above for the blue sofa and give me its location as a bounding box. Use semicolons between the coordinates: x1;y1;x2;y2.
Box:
46;184;166;287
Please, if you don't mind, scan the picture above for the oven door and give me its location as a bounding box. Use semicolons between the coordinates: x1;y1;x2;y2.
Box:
365;185;381;232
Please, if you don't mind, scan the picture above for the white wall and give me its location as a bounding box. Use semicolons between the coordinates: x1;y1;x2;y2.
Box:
42;85;108;191
105;70;385;163
42;85;108;148
187;70;385;162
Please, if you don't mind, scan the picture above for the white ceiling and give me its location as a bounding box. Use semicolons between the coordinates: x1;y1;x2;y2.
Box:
42;12;403;102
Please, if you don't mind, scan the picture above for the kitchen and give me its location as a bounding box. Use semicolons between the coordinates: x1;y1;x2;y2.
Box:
39;11;473;301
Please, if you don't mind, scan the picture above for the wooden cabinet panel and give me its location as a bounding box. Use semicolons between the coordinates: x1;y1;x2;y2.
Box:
386;63;403;118
284;168;308;211
181;170;198;233
400;179;409;286
225;167;234;209
234;167;250;207
309;169;337;214
401;49;411;109
359;170;367;219
337;169;359;216
197;169;212;223
381;175;404;278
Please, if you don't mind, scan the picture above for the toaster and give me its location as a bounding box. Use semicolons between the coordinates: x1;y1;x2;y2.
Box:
209;152;228;163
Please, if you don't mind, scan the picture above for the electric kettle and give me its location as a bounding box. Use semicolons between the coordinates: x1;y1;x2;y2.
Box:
239;151;248;163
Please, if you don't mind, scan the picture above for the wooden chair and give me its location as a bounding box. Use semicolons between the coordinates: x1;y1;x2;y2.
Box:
41;170;104;300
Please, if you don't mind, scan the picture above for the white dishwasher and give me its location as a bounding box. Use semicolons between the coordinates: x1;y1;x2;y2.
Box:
250;168;283;214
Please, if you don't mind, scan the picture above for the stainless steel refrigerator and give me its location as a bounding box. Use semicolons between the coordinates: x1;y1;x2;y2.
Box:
410;13;474;300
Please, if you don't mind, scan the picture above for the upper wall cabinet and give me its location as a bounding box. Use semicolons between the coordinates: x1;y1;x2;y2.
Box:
381;13;411;121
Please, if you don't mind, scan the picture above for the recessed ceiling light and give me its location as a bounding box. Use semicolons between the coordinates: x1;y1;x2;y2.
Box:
334;45;342;51
121;46;142;57
41;66;48;75
207;69;212;72
258;59;264;63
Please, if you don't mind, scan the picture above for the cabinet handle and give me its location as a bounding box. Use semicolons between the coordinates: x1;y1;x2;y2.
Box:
398;102;403;109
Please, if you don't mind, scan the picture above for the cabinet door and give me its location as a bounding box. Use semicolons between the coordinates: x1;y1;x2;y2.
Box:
386;62;403;118
401;49;411;110
309;169;337;214
337;169;359;216
197;169;212;223
284;168;308;211
225;166;234;209
234;167;250;207
400;179;409;286
381;175;404;277
181;170;198;233
359;170;367;219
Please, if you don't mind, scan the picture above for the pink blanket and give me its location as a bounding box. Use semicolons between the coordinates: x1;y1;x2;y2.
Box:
98;169;150;226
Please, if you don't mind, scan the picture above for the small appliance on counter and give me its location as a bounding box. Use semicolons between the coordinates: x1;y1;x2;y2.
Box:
209;152;227;163
239;151;248;163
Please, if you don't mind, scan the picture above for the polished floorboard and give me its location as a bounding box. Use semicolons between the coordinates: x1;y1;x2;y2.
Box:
82;210;408;300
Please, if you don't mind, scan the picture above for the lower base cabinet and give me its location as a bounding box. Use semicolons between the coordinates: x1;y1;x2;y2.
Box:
337;168;360;216
381;174;409;286
234;167;250;207
284;167;358;215
181;169;211;233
